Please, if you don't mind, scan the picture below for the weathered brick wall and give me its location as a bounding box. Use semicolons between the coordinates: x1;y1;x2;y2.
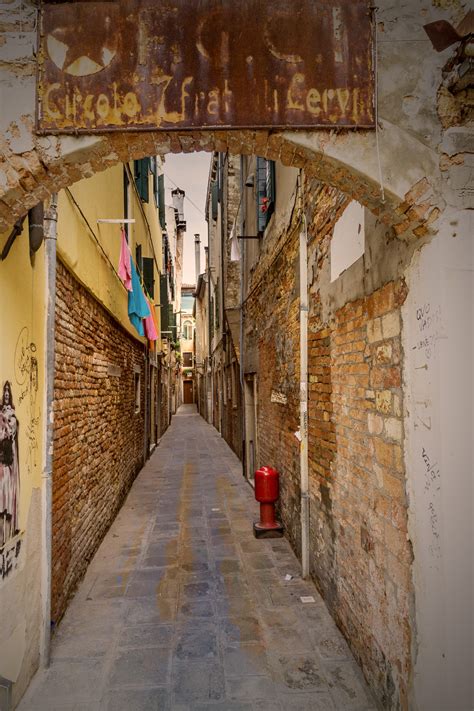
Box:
243;180;413;710
308;282;411;710
52;260;146;623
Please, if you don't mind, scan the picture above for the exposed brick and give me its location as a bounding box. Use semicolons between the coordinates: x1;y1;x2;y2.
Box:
52;260;148;624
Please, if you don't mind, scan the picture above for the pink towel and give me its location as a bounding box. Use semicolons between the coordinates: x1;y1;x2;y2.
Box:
118;228;132;291
144;298;158;341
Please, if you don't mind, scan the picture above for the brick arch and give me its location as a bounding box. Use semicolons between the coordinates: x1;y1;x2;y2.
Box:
0;125;440;240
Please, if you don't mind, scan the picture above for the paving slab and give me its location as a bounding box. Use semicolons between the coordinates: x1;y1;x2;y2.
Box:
18;405;377;710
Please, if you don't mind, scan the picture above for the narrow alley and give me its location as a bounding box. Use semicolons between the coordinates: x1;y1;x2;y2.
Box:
19;406;376;711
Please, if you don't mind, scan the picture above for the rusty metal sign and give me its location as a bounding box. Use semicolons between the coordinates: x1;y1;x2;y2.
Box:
37;1;374;134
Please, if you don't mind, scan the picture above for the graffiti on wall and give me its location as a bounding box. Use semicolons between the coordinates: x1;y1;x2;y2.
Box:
0;327;39;582
15;326;40;476
0;381;22;580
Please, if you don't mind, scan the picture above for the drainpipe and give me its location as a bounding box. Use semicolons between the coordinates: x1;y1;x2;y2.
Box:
299;177;310;580
239;158;246;474
41;194;58;668
219;153;226;437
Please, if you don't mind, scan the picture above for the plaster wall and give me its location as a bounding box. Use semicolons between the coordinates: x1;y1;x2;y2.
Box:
0;222;45;706
57;163;162;346
403;210;473;711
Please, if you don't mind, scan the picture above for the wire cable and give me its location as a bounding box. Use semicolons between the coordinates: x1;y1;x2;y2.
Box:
65;188;127;290
163;170;207;218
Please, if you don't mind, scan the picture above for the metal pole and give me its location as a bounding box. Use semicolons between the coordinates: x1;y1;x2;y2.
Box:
299;197;310;580
41;194;58;668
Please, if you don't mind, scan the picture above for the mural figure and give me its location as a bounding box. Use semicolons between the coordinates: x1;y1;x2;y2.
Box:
0;382;20;544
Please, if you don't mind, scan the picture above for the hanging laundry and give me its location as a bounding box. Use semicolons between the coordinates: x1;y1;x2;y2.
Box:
144;297;158;341
128;259;150;336
118;228;132;290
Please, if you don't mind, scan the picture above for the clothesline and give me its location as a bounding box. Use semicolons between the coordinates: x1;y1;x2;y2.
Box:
118;228;159;342
66;187;161;344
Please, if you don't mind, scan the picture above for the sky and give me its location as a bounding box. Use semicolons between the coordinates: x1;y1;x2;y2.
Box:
163;152;211;285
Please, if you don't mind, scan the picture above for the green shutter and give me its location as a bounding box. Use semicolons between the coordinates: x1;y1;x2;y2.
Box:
142;257;154;298
215;279;220;329
256;157;275;232
158;174;166;230
266;160;276;215
256;157;267;233
135;244;143;276
211;181;219;221
134;158;150;203
160;274;169;333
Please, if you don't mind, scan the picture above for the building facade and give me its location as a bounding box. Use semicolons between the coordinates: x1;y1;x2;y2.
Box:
201;142;472;711
0;155;185;704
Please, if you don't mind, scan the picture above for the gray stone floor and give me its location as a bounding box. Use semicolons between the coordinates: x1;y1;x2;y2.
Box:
19;405;377;710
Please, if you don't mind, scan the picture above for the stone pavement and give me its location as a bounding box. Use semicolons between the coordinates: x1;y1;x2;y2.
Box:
19;406;377;711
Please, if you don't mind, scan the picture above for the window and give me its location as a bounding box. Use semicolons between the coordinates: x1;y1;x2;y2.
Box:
183;320;193;340
183;352;193;367
134;158;150;203
135;244;143;276
181;294;195;313
143;256;154;298
210;295;215;340
211;180;219;221
134;371;141;413
215;279;220;329
153;167;166;230
256;157;276;234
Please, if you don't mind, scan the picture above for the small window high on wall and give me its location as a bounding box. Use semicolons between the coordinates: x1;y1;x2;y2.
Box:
330;201;365;282
256;157;276;234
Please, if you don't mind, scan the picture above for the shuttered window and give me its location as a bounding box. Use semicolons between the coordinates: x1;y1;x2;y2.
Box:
142;256;154;298
157;174;166;230
135;244;143;276
134;158;150;203
160;274;169;333
256;157;276;234
211;181;219;221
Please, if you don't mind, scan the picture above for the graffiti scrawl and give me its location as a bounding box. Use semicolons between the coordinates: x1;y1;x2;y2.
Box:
0;381;22;580
0;381;20;543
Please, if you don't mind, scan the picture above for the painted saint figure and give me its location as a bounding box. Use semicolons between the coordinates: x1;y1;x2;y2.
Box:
0;381;20;544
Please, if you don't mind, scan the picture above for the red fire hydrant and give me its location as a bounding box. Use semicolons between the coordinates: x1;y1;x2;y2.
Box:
253;466;284;538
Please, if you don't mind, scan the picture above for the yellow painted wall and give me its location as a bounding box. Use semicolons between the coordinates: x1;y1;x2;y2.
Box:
0;220;46;698
57;161;162;348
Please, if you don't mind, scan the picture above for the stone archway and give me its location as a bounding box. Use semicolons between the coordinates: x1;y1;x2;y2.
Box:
1;124;440;242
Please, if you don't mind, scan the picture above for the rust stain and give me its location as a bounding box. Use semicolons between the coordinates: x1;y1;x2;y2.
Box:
37;0;375;133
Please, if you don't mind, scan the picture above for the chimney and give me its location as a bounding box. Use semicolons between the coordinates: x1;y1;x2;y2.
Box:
194;233;201;282
171;188;186;230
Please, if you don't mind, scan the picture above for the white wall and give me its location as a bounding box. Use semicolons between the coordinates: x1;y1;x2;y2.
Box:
330;200;365;282
403;209;473;711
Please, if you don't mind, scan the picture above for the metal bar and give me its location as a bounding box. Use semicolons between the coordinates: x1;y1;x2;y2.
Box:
97;218;136;224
